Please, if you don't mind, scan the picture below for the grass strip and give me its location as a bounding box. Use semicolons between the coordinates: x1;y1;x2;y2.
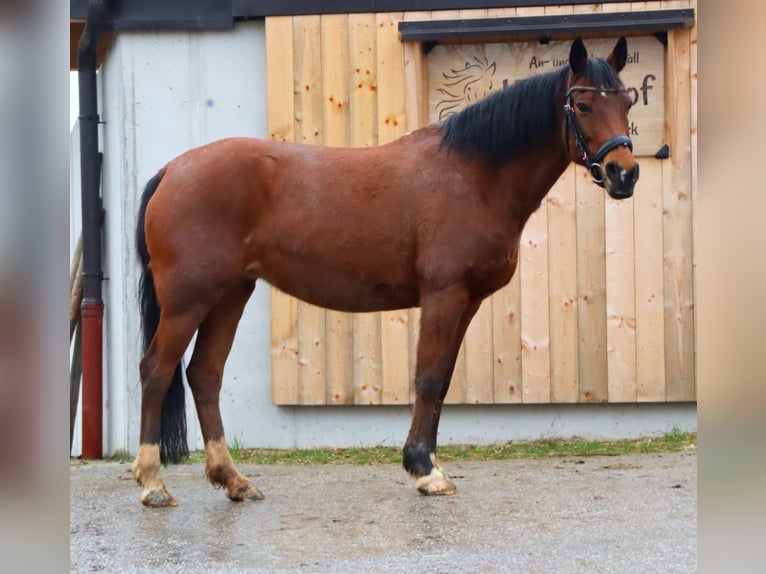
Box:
163;429;695;466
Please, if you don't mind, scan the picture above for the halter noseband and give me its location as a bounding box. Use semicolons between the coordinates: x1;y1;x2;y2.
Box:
564;86;633;188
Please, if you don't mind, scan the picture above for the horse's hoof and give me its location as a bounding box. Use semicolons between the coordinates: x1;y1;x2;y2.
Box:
415;467;457;496
140;488;178;508
227;482;265;502
417;477;457;496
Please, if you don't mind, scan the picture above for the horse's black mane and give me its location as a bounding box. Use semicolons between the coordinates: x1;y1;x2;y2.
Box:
440;57;623;164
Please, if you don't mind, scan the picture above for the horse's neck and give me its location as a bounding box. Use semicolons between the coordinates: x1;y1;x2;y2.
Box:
495;132;570;229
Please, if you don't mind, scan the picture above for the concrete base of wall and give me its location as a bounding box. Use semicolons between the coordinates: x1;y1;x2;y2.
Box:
223;402;696;450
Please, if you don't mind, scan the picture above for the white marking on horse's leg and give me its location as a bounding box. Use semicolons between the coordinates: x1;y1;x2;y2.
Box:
414;453;457;496
131;444;177;507
204;437;235;476
205;438;264;501
131;443;160;485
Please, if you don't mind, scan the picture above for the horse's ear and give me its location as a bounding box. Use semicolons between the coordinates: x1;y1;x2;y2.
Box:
607;36;628;72
569;37;588;75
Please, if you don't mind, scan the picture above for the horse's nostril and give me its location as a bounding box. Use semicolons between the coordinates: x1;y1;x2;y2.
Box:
605;162;639;185
605;161;623;182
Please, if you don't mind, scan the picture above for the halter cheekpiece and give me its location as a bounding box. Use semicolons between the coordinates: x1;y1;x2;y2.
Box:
563;86;633;188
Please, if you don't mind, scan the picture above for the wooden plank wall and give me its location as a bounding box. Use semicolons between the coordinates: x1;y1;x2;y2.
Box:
267;0;697;405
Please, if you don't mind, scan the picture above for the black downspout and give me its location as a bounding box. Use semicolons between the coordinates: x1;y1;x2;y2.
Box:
77;0;107;460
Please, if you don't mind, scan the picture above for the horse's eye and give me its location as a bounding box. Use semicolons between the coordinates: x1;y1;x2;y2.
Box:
626;102;633;112
576;102;591;113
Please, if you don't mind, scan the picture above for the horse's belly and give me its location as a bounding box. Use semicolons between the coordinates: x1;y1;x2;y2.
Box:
276;276;419;313
308;282;419;312
258;256;420;313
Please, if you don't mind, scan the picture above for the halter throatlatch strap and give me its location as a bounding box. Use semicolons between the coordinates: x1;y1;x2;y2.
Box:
564;86;633;188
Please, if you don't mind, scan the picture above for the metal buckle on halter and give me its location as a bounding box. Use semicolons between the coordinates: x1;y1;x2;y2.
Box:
589;163;606;185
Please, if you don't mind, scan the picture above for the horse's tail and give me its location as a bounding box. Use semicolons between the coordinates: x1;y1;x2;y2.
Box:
135;169;188;465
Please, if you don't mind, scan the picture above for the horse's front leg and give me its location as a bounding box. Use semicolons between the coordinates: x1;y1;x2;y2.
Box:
403;284;481;495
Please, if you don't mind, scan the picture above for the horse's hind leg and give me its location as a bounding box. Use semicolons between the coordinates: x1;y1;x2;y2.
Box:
133;311;203;507
186;279;264;502
403;284;481;495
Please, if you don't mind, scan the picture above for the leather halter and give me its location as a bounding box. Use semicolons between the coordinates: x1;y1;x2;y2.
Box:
563;86;633;188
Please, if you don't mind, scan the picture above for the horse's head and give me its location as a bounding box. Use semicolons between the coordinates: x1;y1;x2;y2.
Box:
563;37;639;200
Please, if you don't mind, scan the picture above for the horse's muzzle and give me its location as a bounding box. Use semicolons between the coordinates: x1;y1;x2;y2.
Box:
605;161;639;199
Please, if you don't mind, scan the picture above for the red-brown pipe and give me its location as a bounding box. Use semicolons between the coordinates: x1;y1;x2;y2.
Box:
78;0;107;460
81;302;103;459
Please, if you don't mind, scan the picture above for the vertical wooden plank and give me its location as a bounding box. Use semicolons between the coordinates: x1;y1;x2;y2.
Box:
406;307;421;404
321;14;355;405
349;13;383;405
572;2;613;404
452;9;495;406
321;14;350;148
630;1;651;12
545;4;574;15
266;17;296;144
440;11;495;405
445;325;467;403
403;10;430;401
380;312;410;405
486;6;515;17
689;0;698;370
486;4;522;406
689;3;697;205
293;15;323;146
516;5;545;18
349;13;378;148
353;314;382;405
492;273;522;404
293;15;327;405
662;25;695;401
403;12;430;132
572;3;601;15
512;0;551;406
543;0;578;406
376;13;407;144
604;0;640;403
634;158;666;402
458;8;488;19
465;300;495;404
599;2;626;13
603;2;637;404
431;7;465;404
548;166;579;403
605;194;637;402
520;203;552;404
576;166;608;403
486;6;515;19
266;17;299;405
325;311;354;404
376;12;410;404
428;9;461;22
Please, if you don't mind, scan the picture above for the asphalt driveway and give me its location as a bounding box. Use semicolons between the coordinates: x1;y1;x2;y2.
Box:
70;451;696;573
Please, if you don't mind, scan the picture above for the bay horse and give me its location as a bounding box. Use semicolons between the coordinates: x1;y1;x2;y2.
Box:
132;37;638;507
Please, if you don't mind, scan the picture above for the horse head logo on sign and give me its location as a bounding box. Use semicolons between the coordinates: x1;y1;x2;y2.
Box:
435;56;497;120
